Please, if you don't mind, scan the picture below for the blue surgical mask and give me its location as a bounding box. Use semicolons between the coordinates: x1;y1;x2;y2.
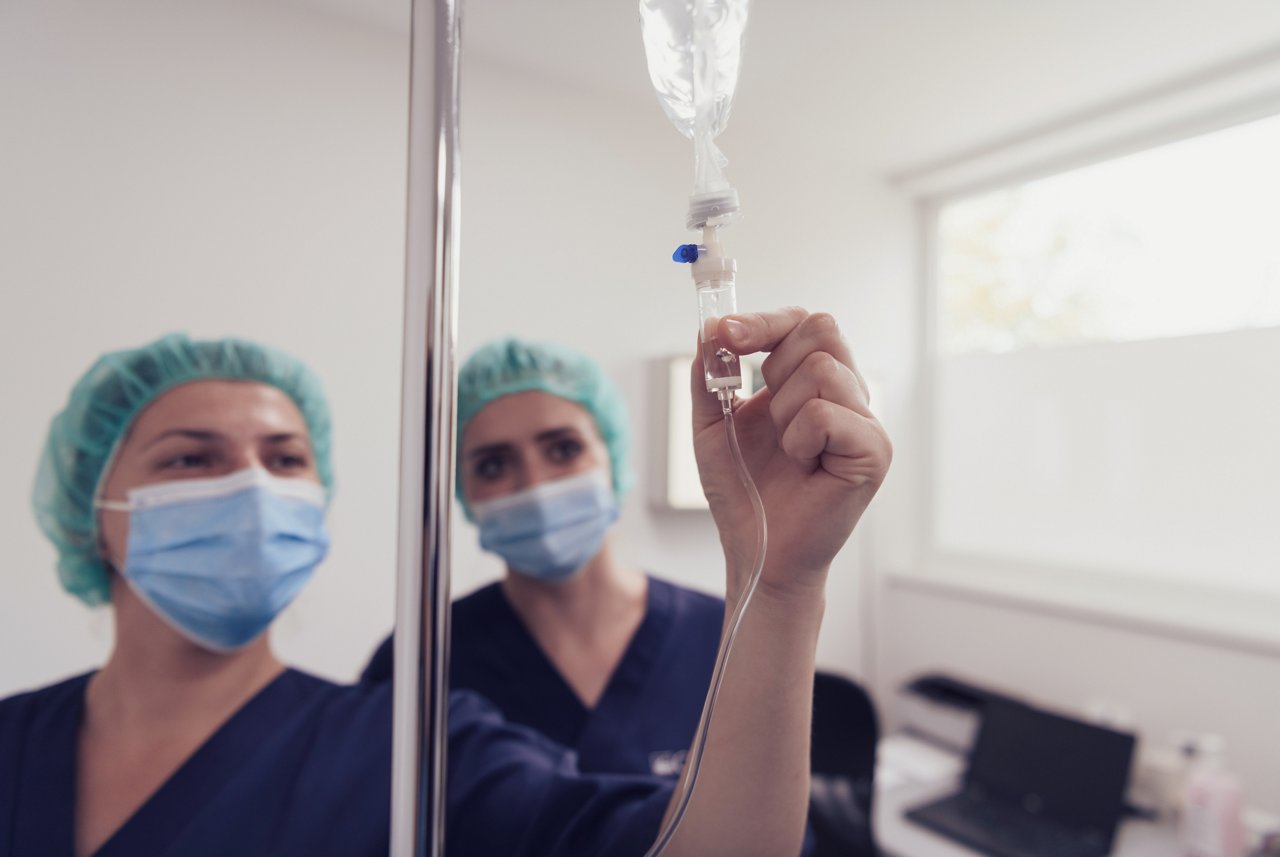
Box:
96;468;330;652
471;469;618;583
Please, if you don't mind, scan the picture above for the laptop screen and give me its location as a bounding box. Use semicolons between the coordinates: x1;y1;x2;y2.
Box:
965;699;1136;839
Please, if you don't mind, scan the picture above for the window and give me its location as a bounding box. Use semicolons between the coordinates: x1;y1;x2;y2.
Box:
931;114;1280;596
938;113;1280;354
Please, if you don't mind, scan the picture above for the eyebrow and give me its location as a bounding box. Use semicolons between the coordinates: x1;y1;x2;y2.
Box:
141;429;223;451
261;432;308;445
466;428;581;460
467;442;513;460
534;427;581;443
141;429;307;451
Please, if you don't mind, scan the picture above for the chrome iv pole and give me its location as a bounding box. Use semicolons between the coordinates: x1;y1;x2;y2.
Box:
390;0;461;854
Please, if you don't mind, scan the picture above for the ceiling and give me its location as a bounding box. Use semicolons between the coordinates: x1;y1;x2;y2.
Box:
282;0;1280;170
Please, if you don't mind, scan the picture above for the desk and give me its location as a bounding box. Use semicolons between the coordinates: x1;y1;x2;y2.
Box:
874;737;1181;857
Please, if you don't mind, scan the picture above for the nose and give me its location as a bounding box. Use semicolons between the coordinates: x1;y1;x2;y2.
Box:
229;445;265;474
520;455;559;491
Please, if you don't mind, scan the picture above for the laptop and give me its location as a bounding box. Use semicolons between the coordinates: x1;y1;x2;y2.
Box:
906;698;1136;857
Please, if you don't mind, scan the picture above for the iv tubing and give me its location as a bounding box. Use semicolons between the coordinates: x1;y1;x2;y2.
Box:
642;393;768;857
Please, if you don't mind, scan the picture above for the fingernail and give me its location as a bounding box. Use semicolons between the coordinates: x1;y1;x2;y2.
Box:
723;318;748;344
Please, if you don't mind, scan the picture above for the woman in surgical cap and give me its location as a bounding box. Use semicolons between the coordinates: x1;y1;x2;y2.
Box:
1;334;396;857
363;338;734;780
1;308;892;857
0;332;665;857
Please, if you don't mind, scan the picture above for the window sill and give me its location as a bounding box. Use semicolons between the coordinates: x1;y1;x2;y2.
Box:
885;553;1280;659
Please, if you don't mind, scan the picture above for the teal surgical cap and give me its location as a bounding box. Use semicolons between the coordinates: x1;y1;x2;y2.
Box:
32;333;334;606
457;338;632;519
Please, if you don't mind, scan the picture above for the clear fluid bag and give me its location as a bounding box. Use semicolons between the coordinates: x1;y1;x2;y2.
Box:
640;0;749;219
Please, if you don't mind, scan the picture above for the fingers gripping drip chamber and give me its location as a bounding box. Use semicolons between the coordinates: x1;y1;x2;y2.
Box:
674;227;742;405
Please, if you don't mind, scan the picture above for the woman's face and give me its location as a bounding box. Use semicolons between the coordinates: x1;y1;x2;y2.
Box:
97;380;318;568
460;391;611;506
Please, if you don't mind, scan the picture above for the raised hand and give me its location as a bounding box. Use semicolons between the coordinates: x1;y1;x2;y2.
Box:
691;307;892;598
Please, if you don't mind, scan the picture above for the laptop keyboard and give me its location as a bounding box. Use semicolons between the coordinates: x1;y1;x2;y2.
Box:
906;792;1111;857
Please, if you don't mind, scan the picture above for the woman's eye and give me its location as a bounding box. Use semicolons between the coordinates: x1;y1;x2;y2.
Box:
269;453;310;471
546;438;583;464
473;454;508;481
161;452;214;471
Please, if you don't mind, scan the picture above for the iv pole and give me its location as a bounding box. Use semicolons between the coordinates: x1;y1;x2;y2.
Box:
390;0;461;854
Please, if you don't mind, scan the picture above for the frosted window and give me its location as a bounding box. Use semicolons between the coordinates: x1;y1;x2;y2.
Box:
938;114;1280;355
932;114;1280;593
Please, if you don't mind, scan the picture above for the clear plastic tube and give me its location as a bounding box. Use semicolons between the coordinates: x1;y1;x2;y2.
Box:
642;402;767;857
698;284;742;392
693;225;742;394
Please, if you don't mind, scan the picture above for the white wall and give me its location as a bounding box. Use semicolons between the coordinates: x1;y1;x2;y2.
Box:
0;0;409;693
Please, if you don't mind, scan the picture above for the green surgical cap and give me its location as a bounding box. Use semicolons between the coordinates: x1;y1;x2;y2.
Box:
457;338;632;519
32;333;334;606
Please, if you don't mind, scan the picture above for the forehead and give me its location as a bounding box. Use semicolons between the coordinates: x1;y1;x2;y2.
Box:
125;380;309;445
462;390;599;449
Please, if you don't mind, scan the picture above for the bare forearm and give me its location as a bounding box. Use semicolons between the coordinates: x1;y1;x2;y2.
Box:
662;575;827;857
662;306;888;856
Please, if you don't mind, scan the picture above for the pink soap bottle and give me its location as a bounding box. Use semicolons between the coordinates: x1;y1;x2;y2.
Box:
1180;735;1246;857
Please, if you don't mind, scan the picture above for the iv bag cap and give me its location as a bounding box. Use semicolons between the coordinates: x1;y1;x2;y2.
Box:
687;189;741;230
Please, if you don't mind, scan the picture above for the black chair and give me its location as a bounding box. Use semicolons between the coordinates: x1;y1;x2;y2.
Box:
808;671;880;857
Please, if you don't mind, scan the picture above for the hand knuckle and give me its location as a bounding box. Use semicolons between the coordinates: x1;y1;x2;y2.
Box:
806;350;842;381
799;397;832;427
804;312;840;339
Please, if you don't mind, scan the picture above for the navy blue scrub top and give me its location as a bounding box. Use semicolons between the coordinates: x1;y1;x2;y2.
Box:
362;576;725;778
0;669;671;857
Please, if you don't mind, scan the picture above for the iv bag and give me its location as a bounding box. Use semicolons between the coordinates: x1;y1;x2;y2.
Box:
640;0;749;226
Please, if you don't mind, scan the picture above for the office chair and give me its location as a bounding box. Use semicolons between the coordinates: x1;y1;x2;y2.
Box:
809;670;880;857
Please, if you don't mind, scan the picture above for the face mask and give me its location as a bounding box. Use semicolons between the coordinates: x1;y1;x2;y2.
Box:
96;468;329;652
471;469;618;583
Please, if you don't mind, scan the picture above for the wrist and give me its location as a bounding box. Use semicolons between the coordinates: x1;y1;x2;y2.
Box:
726;567;828;627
